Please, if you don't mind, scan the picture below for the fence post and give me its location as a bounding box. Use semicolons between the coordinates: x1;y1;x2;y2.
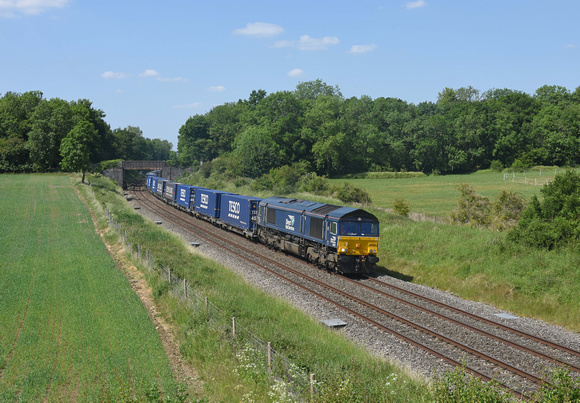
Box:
184;278;187;299
267;342;272;372
205;297;208;311
232;317;236;338
168;267;171;283
310;373;315;400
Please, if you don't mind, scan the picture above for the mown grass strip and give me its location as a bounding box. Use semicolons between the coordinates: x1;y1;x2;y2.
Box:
0;174;183;402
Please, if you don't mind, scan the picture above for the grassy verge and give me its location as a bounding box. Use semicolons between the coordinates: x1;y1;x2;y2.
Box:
0;174;183;402
372;209;580;331
87;174;431;402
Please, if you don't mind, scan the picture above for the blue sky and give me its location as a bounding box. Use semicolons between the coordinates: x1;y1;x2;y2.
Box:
1;0;578;149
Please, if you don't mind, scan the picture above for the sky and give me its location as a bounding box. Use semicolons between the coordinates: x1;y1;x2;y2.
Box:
1;0;578;149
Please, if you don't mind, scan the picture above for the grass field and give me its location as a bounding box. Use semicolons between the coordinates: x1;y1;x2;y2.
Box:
329;167;580;216
0;175;183;401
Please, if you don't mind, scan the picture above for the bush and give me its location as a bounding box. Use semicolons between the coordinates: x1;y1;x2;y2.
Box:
298;172;329;194
333;183;372;205
450;184;491;228
510;159;528;172
451;185;527;231
532;368;580;402
268;162;309;194
490;160;503;172
251;174;274;192
393;199;410;217
508;170;580;249
490;191;527;232
433;365;507;402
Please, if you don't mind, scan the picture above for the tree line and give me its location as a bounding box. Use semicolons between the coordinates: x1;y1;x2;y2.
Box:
176;80;580;178
0;91;172;173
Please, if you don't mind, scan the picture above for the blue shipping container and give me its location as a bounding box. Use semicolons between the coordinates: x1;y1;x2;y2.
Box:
150;176;159;193
194;188;232;219
220;194;262;232
175;184;205;211
146;174;153;190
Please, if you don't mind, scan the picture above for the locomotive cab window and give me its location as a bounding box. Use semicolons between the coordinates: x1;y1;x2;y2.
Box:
340;221;358;236
330;222;337;235
360;222;379;236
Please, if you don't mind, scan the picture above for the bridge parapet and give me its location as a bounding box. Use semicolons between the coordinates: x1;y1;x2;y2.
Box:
121;160;166;170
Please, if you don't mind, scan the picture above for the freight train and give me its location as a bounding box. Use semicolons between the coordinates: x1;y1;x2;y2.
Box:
145;173;380;274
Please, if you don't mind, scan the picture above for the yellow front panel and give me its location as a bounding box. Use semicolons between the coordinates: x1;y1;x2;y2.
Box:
337;236;379;256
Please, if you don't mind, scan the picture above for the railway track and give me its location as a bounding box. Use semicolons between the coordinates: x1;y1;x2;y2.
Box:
129;187;580;400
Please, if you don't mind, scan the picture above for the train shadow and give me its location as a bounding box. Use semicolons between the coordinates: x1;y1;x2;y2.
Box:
365;265;414;282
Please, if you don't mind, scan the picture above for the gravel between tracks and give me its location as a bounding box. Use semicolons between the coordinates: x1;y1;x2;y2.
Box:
128;191;579;384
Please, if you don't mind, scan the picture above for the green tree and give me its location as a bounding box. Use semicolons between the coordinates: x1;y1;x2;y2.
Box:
59;121;97;183
0;91;44;171
206;102;245;155
177;114;212;166
26;98;72;171
233;125;282;178
294;79;343;100
509;170;580;249
69;99;113;162
528;104;580;166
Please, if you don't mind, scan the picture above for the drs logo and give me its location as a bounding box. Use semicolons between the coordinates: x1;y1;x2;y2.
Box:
181;189;186;198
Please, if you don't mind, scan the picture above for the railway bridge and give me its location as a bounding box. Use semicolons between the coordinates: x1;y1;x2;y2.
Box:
102;160;189;188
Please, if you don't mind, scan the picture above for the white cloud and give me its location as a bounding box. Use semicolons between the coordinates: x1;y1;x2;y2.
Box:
100;71;128;79
298;35;339;51
234;22;284;37
288;68;304;77
406;0;426;9
0;0;69;17
275;35;340;51
138;69;186;82
564;44;576;49
139;69;160;78
207;86;226;92
349;44;378;54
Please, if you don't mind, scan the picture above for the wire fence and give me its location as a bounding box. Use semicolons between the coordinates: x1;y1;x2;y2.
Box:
103;206;316;400
502;170;557;186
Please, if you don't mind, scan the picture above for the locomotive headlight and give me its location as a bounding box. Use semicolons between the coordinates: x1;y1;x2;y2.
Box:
369;249;376;253
341;248;347;252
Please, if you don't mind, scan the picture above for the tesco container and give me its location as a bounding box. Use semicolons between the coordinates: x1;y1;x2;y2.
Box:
194;188;232;220
220;194;262;232
175;184;205;211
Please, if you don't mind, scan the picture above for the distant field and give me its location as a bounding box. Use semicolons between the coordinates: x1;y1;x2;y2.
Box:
330;167;580;216
0;175;179;401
